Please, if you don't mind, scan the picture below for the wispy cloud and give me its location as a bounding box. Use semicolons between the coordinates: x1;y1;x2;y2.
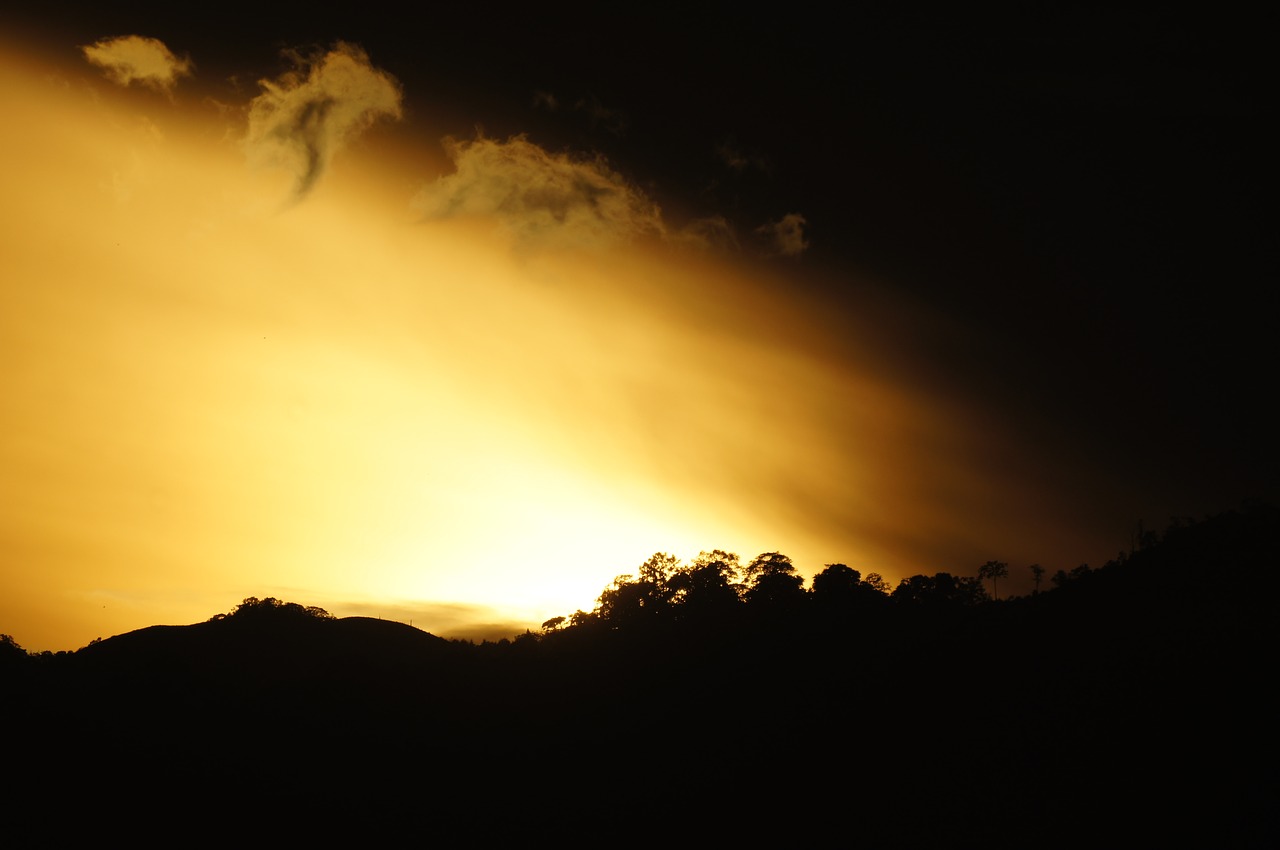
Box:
81;35;192;92
531;90;559;111
574;95;628;135
756;212;809;257
333;600;529;642
671;215;740;252
244;42;402;200
413;135;665;249
716;140;769;174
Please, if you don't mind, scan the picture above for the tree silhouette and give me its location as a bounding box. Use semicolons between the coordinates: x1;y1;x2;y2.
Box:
218;596;335;621
669;550;743;622
863;572;891;594
592;553;690;628
743;552;805;612
0;633;27;667
978;561;1009;600
595;574;649;627
637;551;680;614
1029;564;1045;594
1051;564;1093;588
892;572;987;607
811;563;861;600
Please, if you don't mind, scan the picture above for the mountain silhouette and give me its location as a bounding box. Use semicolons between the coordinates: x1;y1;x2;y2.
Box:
3;506;1274;845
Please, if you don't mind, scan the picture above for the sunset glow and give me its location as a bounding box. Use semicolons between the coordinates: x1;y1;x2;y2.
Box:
2;37;1130;650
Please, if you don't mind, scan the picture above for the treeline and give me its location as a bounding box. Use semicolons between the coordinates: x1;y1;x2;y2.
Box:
511;538;1113;645
1;502;1274;843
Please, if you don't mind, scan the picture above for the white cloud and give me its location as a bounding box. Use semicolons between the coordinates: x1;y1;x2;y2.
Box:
81;35;192;92
412;135;666;250
756;212;809;257
244;42;402;199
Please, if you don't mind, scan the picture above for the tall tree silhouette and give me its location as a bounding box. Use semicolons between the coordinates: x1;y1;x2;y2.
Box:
637;551;680;614
979;561;1009;600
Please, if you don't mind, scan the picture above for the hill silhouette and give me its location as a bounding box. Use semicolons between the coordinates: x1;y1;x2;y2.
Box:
74;607;454;672
3;506;1275;845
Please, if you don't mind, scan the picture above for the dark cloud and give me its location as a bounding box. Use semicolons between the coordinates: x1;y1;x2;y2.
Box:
573;95;627;135
244;42;401;199
672;215;740;252
756;212;808;257
715;140;769;174
531;90;559;111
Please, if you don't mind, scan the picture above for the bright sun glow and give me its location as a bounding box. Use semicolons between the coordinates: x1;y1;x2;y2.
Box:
0;40;1109;650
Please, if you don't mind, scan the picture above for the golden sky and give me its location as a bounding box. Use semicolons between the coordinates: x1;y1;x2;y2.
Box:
1;36;1134;650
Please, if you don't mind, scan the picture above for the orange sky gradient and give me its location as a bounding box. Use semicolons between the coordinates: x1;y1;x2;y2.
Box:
1;38;1134;651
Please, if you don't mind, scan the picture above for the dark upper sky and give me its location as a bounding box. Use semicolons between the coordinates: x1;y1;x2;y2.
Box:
8;2;1275;520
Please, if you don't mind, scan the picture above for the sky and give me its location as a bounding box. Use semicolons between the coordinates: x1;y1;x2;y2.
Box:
1;5;1272;650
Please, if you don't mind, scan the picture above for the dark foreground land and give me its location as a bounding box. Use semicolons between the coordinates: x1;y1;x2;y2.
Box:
3;505;1276;845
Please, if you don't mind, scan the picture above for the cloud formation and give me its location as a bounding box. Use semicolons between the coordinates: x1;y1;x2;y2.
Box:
333;600;526;642
716;140;769;173
81;35;192;92
413;136;665;249
671;215;740;252
245;42;402;199
574;95;628;135
413;136;808;257
756;212;809;257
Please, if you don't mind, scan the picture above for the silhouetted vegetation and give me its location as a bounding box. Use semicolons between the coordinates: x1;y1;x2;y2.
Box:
0;632;27;668
3;503;1275;844
209;595;336;622
978;559;1009;599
